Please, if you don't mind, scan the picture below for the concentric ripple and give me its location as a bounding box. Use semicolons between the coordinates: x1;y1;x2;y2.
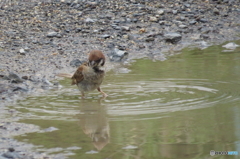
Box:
13;77;240;121
104;78;240;119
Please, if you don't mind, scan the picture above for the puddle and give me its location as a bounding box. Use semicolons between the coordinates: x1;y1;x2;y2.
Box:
8;41;240;158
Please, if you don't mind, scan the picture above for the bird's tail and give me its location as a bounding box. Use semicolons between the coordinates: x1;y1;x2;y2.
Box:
56;73;73;79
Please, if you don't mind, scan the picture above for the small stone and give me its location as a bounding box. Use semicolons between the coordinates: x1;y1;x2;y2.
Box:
70;59;82;67
189;20;197;25
122;34;129;39
159;21;165;25
85;17;95;23
157;9;164;15
222;42;239;50
179;24;188;28
200;34;209;39
42;77;53;86
149;16;158;22
172;10;178;14
42;127;59;132
213;8;220;15
121;26;130;31
199;18;208;23
101;34;110;39
19;48;25;53
47;32;58;37
22;76;29;80
164;32;182;44
19;48;26;55
75;28;82;33
8;72;23;83
184;3;190;7
145;37;155;42
108;48;128;62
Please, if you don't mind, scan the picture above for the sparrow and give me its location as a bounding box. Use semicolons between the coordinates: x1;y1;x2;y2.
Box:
57;50;108;98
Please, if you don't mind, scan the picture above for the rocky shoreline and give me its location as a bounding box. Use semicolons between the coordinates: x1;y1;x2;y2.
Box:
0;0;240;158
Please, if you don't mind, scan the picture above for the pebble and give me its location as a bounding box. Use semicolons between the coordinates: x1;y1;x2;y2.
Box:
157;9;165;15
47;32;58;38
179;24;188;28
101;34;111;39
164;32;182;44
121;26;130;31
8;73;23;83
108;48;128;62
149;16;158;22
85;17;95;23
70;59;82;67
222;42;239;50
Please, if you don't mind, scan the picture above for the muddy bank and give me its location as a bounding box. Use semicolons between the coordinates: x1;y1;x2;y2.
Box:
0;0;240;158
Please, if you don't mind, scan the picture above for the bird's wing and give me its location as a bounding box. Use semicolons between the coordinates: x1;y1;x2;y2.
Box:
71;63;87;85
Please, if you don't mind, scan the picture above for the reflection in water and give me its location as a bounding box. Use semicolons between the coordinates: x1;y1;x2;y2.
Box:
78;100;109;151
9;41;240;158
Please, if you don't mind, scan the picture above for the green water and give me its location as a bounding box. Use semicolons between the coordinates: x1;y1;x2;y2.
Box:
11;41;240;159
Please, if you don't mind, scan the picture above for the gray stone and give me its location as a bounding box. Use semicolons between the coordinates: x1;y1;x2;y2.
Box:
149;16;158;22
8;73;23;83
164;32;182;44
70;59;82;67
157;9;164;15
85;17;95;23
222;42;239;50
189;20;197;25
121;26;130;31
101;34;111;39
47;31;58;37
108;48;128;62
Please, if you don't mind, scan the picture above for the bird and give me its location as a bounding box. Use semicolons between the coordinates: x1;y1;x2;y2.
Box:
57;50;108;98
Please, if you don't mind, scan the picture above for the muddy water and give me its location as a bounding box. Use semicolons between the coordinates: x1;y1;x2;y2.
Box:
11;42;240;158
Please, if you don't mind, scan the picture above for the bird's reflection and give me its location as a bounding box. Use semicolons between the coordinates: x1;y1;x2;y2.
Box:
78;99;109;151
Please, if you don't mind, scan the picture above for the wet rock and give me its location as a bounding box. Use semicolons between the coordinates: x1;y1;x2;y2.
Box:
42;127;59;132
108;48;128;62
8;73;23;83
42;77;53;86
70;59;82;67
2;148;23;159
222;42;239;50
164;32;182;44
12;86;28;92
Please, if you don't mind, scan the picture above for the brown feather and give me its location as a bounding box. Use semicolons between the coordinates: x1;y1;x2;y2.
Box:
71;63;87;85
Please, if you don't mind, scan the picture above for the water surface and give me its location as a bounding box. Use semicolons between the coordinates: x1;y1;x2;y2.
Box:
10;41;240;158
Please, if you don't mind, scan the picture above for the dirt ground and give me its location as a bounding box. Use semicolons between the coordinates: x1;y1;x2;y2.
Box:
0;0;240;158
